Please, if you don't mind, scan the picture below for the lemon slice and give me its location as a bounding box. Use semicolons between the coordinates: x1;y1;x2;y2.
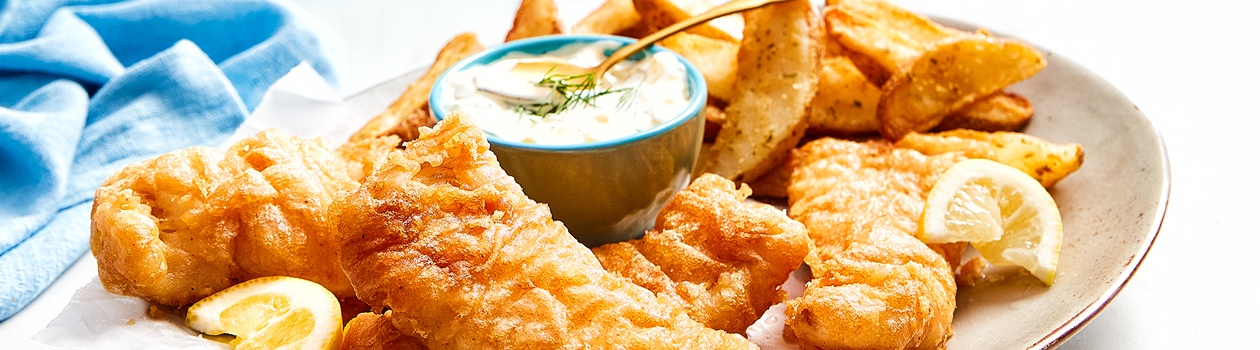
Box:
185;276;342;350
920;158;1063;285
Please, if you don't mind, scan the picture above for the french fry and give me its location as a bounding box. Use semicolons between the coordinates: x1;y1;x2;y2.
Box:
807;56;882;136
704;0;822;182
822;4;925;74
937;91;1034;132
828;0;961;44
505;0;565;42
702;103;726;142
632;0;743;42
572;0;645;36
658;32;738;103
350;33;484;142
895;129;1084;187
877;36;1045;140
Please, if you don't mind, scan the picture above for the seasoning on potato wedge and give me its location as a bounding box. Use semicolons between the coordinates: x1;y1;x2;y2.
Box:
895;129;1084;188
703;0;822;183
877;36;1046;140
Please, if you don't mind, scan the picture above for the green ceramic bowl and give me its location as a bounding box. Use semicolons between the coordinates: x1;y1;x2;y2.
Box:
429;35;707;247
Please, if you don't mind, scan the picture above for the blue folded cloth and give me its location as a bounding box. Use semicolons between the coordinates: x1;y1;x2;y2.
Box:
0;0;339;320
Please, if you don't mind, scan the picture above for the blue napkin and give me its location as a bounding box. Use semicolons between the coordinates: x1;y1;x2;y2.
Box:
0;0;339;320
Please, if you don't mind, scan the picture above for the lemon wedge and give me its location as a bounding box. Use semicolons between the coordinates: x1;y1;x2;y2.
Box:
920;158;1063;285
185;276;342;350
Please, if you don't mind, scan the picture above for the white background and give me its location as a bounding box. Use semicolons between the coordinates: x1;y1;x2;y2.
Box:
3;0;1259;348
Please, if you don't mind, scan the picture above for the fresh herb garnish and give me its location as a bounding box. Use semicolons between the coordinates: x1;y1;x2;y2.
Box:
515;70;634;117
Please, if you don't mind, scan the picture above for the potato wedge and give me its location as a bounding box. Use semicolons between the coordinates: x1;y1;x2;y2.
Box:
505;0;564;42
632;0;743;42
828;0;962;44
350;33;484;142
658;32;738;102
895;129;1084;187
878;36;1046;140
937;91;1034;132
807;56;882;136
702;103;726;142
745;156;792;199
822;4;924;74
704;0;822;182
572;0;643;35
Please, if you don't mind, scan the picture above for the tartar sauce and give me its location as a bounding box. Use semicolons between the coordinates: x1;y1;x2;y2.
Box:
441;41;690;145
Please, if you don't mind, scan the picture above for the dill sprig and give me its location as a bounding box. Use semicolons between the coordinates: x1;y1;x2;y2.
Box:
515;70;633;117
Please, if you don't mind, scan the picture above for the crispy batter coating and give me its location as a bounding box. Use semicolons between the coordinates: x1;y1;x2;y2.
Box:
334;114;756;349
591;173;809;333
90;130;398;306
784;139;963;350
342;312;429;350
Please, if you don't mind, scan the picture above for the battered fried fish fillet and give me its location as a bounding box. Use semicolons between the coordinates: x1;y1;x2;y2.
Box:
334;113;756;349
591;173;809;334
784;139;963;350
342;312;429;350
90;130;398;306
340;174;807;348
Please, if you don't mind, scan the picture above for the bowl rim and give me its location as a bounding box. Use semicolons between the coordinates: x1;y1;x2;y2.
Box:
429;34;708;151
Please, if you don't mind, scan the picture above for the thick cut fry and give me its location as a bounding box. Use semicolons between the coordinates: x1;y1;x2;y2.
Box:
822;4;925;74
702;103;725;142
828;0;960;44
895;129;1085;187
937;91;1034;132
573;0;644;35
704;0;822;183
878;36;1046;140
504;0;564;42
632;0;743;42
808;56;882;136
350;33;483;143
659;32;738;102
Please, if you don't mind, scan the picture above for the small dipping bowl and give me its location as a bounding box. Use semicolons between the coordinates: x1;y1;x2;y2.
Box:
430;35;707;247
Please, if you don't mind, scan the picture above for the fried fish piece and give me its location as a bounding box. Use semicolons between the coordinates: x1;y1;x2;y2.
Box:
340;173;807;347
90;130;398;306
591;173;810;333
334;113;756;349
784;139;962;350
342;312;429;350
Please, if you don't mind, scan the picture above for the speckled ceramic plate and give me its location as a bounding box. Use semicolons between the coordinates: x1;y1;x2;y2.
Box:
345;17;1169;349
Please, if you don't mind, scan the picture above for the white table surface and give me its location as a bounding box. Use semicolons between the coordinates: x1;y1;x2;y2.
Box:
4;0;1258;348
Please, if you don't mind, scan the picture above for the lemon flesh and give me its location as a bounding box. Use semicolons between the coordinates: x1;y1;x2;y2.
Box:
920;158;1063;285
185;276;342;350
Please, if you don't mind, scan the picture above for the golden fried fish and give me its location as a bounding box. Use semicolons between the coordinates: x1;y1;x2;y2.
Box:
784;139;963;350
90;130;397;306
334;113;756;349
342;312;429;350
592;173;809;333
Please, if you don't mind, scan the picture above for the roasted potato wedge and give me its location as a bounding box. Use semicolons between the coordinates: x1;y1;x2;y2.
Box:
632;0;743;42
895;129;1084;187
937;91;1034;132
878;36;1046;140
827;0;961;44
659;32;738;102
704;0;822;182
505;0;564;42
572;0;645;36
808;56;882;136
822;4;925;74
703;103;726;142
351;33;484;142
